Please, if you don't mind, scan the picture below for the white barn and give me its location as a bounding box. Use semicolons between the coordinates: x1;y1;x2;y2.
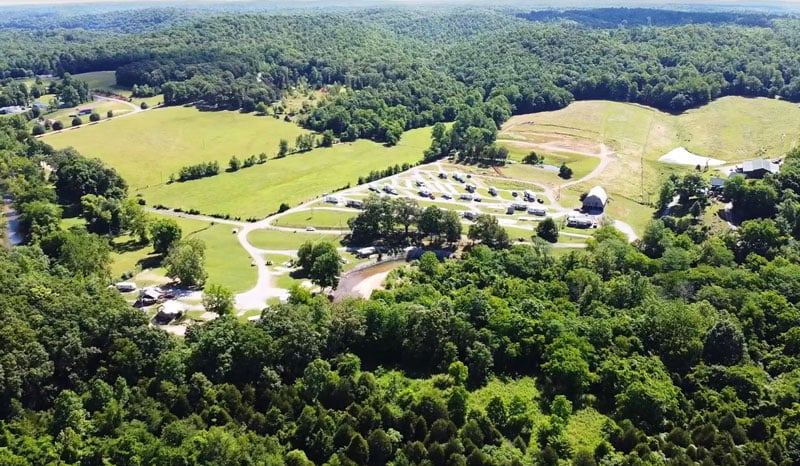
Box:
583;186;608;211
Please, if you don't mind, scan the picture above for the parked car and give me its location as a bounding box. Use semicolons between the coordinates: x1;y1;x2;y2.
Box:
306;226;316;231
442;193;452;200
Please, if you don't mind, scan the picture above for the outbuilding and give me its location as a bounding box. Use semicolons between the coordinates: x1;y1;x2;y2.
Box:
741;159;780;179
582;186;608;211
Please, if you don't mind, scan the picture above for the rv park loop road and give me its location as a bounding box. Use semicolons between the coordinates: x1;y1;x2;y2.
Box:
148;145;635;310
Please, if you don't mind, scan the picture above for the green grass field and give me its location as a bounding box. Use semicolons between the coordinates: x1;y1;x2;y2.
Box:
501;144;599;181
36;98;135;130
495;96;800;235
247;229;346;250
108;215;256;292
272;209;355;229
46;106;312;189
73;71;121;92
47;106;434;219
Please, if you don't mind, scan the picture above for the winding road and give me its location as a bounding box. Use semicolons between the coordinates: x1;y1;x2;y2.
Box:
145;133;637;310
36;94;151;139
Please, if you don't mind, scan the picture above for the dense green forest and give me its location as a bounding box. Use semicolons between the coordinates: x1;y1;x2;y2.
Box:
5;7;800;150
3;103;800;463
3;5;800;465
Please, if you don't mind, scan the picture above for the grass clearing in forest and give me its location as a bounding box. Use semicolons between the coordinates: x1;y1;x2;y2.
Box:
109;215;256;292
272;209;355;230
46;106;313;189
47;108;434;219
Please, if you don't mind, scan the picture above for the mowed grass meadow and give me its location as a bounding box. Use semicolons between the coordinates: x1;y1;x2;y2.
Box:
502;96;800;163
47;106;311;189
496;96;800;233
47;105;434;219
109;215;256;292
72;70;163;107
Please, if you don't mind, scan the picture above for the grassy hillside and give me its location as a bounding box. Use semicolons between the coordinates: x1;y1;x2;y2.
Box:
497;96;800;232
141;128;431;219
501;96;800;163
46;106;313;189
47;105;433;219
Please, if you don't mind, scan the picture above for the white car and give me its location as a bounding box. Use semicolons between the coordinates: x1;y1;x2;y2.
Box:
305;226;316;231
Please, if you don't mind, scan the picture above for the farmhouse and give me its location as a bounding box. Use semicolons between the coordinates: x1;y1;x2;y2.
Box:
583;186;608;211
741;159;779;178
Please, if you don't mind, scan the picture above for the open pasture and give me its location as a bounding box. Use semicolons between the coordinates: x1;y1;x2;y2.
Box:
109;215;256;292
134;125;433;219
501;97;800;163
46;106;313;189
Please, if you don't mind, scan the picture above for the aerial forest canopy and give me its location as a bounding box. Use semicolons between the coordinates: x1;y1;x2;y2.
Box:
4;5;800;465
4;7;800;146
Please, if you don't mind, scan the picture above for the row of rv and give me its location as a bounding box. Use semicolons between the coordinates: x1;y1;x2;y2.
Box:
506;203;547;216
324;195;364;209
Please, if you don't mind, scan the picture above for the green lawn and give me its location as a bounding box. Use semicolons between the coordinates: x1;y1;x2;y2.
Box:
247;229;346;250
46;106;312;189
73;71;121;92
500;143;599;181
47;106;434;219
272;209;355;229
108;215;256;292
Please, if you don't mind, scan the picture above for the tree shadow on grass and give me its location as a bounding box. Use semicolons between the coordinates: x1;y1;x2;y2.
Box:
137;254;164;270
112;238;149;253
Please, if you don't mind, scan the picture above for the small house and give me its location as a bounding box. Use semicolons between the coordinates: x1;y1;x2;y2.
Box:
741;159;779;179
583;186;608;211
